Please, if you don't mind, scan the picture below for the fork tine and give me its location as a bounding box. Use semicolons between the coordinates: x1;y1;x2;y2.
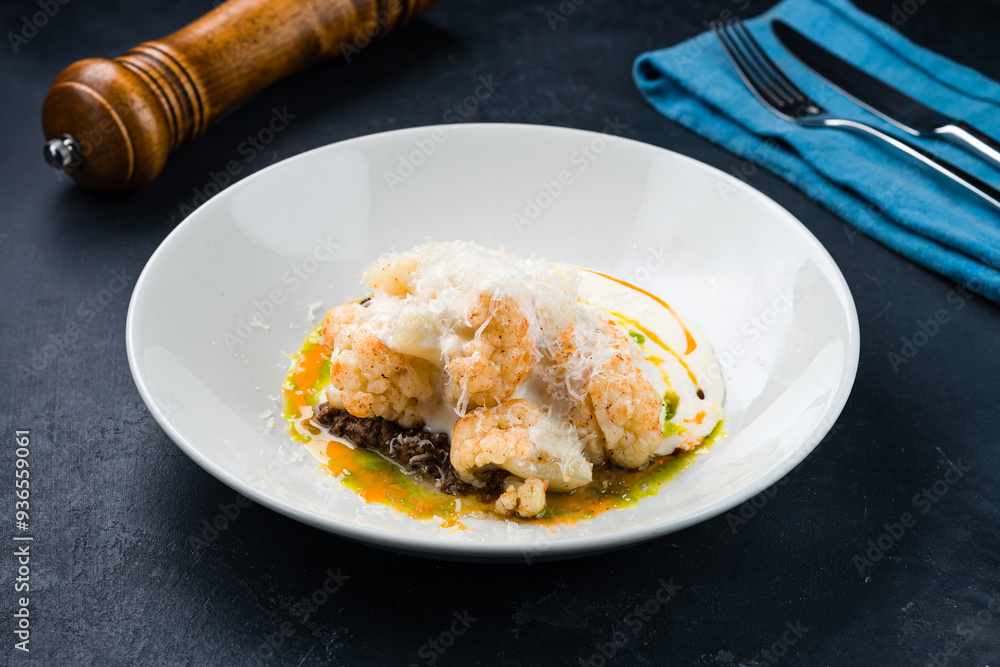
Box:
711;20;787;110
730;18;805;105
726;20;796;106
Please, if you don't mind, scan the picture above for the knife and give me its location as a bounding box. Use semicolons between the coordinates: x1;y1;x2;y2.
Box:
773;20;1000;172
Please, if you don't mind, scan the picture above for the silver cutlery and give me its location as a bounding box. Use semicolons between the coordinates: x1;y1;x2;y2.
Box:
711;18;1000;212
773;20;1000;172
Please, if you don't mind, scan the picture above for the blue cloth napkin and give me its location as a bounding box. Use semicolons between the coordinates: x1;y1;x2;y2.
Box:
634;0;1000;305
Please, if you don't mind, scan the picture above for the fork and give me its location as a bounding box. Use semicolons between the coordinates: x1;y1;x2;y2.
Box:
711;18;1000;212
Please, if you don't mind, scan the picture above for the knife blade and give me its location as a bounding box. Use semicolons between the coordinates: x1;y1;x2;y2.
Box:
772;20;1000;172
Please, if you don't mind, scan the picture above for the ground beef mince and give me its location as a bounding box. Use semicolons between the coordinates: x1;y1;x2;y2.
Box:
312;403;506;500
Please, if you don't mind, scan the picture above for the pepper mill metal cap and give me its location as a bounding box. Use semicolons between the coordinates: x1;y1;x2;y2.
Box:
43;134;83;171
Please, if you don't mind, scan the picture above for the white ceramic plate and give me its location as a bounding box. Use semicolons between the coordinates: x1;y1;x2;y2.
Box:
127;123;859;562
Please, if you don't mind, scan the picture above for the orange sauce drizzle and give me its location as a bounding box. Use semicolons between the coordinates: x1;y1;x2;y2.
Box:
576;267;698;355
610;310;700;387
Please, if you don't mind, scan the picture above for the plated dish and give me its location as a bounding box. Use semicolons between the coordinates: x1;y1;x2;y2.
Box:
282;241;725;523
126;123;859;561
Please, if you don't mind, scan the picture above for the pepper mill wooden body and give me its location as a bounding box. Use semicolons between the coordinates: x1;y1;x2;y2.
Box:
42;0;438;193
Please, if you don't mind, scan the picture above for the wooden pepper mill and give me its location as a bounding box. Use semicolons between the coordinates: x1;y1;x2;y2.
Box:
41;0;439;193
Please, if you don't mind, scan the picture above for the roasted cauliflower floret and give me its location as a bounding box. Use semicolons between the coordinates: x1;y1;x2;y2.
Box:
450;399;539;483
588;352;664;468
444;292;535;411
495;477;548;518
363;255;419;297
324;385;346;410
321;303;437;428
557;315;664;469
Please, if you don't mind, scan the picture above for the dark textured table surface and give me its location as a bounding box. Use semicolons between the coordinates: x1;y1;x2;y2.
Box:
3;0;999;665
